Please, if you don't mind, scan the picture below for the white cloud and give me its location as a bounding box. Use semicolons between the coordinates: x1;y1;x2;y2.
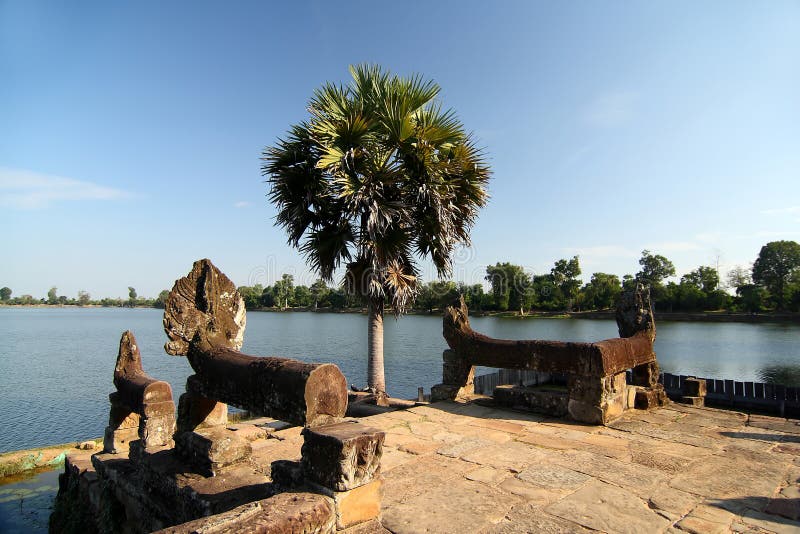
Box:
585;91;638;127
234;201;251;208
0;167;132;209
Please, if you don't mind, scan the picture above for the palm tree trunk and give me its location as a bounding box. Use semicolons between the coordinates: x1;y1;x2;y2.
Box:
367;298;386;395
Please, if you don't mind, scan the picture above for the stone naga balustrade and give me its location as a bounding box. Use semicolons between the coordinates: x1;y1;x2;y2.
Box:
431;285;668;424
103;331;176;453
164;258;349;430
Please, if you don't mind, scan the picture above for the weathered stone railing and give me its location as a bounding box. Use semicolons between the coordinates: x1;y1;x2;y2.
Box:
431;286;668;424
53;258;384;533
103;330;176;453
164;259;348;429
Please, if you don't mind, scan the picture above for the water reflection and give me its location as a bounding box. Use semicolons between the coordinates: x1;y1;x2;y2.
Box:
758;365;800;386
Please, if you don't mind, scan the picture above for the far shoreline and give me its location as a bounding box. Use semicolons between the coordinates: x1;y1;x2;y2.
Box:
2;303;798;324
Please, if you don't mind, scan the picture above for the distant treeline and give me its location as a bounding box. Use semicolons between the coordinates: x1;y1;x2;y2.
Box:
3;240;798;314
237;240;800;314
0;286;172;309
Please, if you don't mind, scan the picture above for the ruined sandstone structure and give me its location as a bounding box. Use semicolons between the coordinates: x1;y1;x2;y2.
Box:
104;330;176;454
51;259;384;533
431;284;668;424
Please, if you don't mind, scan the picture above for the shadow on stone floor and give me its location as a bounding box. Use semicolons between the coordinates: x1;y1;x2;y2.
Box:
707;496;800;528
719;431;800;443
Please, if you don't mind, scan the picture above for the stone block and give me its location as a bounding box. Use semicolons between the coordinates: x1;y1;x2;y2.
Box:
493;384;569;417
631;361;660;388
430;383;461;402
567;372;627;424
312;477;383;530
626;385;638;409
151;493;336;534
176;390;228;433
108;397;140;429
103;425;139;454
634;385;670;410
301;421;384;492
271;460;304;490
141;413;175;448
679;396;705;407
682;377;707;398
175;427;252;476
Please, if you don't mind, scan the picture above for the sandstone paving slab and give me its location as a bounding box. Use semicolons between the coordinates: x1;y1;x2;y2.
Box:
397;440;440;456
739;506;800;534
748;416;800;436
630;447;695;474
496;477;570;505
538;418;601;434
481;503;594;533
406;404;465;424
381;454;478;504
712;428;796;453
381;476;521;534
669;405;748;427
407;421;442;437
515;464;591;490
459;440;549;472
647;486;702;518
431;430;465;443
617;421;721;449
465;465;510;485
531;422;599;441
380;409;428;423
623;430;717;461
669;449;789;500
436;437;493;458
578;432;632;460
378;447;415;473
545;479;671;533
467;418;526;434
515;431;579;451
359;414;411;432
548;449;669;498
448;423;513;443
382;428;422;449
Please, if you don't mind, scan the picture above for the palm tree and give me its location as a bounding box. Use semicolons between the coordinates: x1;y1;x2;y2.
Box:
262;64;490;402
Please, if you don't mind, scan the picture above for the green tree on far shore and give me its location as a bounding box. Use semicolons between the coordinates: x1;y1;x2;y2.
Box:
0;287;11;301
47;287;58;305
752;240;800;311
77;291;91;306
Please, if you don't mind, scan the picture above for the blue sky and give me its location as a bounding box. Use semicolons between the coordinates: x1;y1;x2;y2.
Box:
2;1;799;299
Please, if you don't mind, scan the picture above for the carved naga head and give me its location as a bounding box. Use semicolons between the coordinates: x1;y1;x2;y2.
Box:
163;259;246;356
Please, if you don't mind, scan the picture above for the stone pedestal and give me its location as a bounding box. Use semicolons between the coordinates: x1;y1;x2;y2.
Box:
175;427;252;477
680;377;707;407
567;372;627;425
431;350;475;401
301;422;384;491
103;392;175;453
176;390;228;433
634;384;670;409
299;421;385;529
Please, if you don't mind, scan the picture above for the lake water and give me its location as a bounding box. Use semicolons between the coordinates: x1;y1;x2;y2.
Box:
1;307;799;453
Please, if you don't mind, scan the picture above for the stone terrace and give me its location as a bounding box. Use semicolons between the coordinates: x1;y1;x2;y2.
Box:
367;400;800;534
65;400;800;533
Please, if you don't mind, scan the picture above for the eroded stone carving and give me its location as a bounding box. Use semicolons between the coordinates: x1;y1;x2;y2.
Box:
164;258;348;428
104;331;176;453
433;285;668;424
